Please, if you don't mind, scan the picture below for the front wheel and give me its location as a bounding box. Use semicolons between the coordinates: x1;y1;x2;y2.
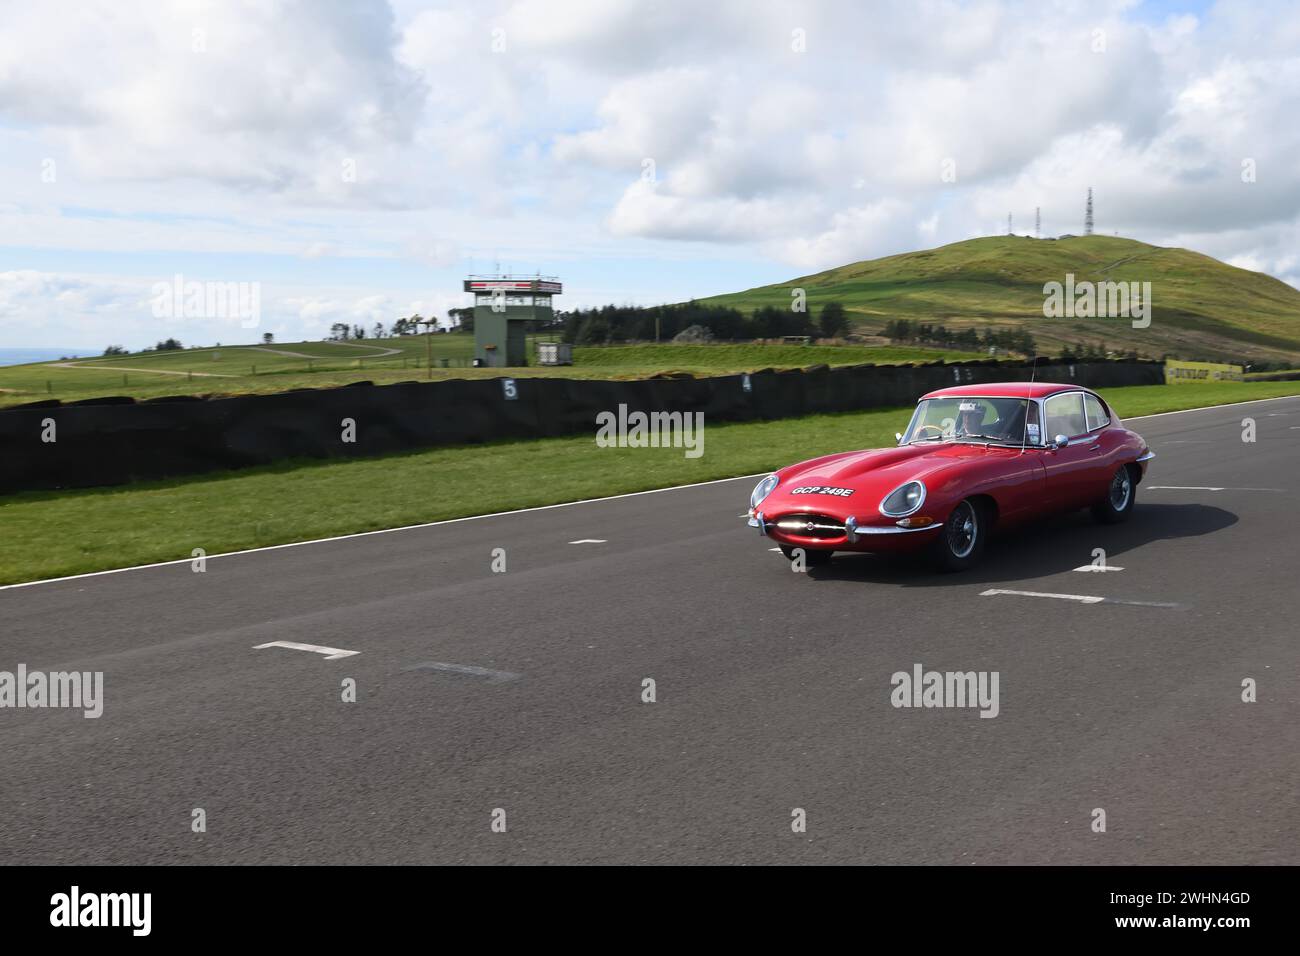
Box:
930;498;985;572
779;545;833;567
1091;464;1136;524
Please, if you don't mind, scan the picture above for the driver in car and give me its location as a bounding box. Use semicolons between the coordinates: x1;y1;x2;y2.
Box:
955;401;985;437
955;400;1035;443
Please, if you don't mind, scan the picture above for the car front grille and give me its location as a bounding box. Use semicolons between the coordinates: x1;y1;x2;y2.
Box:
773;514;846;539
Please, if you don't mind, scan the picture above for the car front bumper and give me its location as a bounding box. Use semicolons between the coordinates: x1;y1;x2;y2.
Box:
749;511;942;551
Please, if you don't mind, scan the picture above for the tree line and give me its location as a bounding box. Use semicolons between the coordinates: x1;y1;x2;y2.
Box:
557;300;851;345
881;319;1036;355
327;319;427;340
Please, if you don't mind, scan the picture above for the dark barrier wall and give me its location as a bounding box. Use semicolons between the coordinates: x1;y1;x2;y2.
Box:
0;359;1163;493
1247;370;1300;382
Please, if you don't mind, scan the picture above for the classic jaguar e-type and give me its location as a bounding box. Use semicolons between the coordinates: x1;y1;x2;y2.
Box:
746;382;1154;570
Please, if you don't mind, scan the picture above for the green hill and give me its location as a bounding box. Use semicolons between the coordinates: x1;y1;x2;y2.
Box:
700;235;1300;364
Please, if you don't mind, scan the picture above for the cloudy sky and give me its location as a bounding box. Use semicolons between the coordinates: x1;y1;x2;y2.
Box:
1;0;1298;350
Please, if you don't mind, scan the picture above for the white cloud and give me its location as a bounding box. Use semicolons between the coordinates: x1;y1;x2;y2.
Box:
769;199;914;273
0;269;469;347
553;69;720;171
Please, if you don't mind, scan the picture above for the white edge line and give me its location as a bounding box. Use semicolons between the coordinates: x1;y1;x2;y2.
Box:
0;472;767;592
6;392;1299;594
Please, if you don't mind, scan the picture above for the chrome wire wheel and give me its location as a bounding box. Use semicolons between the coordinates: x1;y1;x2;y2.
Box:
1092;464;1136;525
946;500;978;559
1109;466;1132;511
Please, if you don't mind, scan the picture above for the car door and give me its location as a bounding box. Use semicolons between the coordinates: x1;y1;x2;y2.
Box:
984;400;1053;523
983;444;1051;524
1041;391;1104;508
1079;392;1122;498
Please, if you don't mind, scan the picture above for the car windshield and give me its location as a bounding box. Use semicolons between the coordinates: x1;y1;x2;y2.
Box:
902;396;1040;446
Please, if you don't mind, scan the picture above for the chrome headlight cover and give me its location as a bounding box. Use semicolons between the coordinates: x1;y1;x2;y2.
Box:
750;474;779;510
879;480;926;517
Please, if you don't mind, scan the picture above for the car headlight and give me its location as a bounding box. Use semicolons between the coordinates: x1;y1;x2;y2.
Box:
750;474;779;510
880;480;926;517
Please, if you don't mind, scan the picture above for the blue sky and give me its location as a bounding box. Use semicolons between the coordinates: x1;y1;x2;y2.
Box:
2;0;1298;350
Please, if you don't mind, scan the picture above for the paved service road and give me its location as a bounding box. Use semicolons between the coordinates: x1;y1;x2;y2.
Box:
2;397;1297;864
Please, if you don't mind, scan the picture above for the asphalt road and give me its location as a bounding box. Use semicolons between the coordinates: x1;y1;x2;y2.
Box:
2;397;1297;865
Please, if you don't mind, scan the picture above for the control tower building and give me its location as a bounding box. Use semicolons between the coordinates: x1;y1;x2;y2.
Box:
463;275;562;367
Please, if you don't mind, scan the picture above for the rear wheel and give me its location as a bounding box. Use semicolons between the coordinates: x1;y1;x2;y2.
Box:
1091;464;1136;524
930;498;985;572
780;545;833;567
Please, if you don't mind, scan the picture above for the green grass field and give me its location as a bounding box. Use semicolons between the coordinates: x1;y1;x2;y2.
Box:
700;235;1300;365
0;336;980;409
2;380;1297;586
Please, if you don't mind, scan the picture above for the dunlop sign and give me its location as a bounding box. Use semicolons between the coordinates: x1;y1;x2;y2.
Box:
1164;360;1244;384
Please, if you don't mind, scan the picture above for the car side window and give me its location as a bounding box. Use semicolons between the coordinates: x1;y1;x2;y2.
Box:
1025;401;1042;444
1044;392;1087;439
1084;393;1110;431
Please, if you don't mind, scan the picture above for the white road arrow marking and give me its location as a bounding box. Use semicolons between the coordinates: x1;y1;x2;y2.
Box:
1147;486;1285;492
981;588;1105;604
254;640;359;660
568;539;607;544
981;588;1180;608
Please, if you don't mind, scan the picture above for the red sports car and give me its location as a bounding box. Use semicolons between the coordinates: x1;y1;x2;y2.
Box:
747;382;1155;570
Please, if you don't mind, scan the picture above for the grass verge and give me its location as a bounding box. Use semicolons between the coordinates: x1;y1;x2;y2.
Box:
3;380;1298;586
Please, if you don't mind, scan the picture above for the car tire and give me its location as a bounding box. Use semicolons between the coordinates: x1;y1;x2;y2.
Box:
930;498;985;572
779;545;833;567
1091;464;1136;524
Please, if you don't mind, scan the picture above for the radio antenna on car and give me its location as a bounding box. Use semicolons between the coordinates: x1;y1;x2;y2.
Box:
1019;354;1038;454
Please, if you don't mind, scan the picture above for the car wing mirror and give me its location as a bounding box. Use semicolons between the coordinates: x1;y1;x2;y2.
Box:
1052;434;1070;449
895;432;904;445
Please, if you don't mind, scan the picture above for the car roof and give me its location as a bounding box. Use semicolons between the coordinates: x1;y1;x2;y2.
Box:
919;381;1090;401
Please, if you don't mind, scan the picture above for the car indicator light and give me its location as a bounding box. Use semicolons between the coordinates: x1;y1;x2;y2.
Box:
896;516;934;528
